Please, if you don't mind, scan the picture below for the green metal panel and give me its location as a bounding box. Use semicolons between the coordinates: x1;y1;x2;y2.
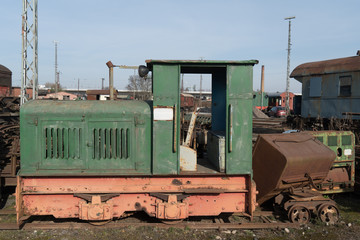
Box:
307;130;355;193
308;131;355;166
226;65;253;174
39;120;86;169
88;120;135;170
20;100;151;176
152;64;180;175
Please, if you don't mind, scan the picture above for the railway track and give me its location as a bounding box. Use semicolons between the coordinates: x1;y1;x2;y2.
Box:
0;210;300;230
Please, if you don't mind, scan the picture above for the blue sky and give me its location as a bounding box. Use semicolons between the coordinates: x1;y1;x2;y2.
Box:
1;0;359;92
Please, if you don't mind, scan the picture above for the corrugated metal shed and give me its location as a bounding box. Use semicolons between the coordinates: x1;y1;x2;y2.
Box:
291;55;360;80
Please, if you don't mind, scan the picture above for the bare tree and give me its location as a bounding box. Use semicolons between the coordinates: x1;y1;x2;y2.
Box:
44;82;63;93
126;74;152;100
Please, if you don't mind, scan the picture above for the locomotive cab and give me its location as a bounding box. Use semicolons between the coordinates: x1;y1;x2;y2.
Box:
147;60;258;175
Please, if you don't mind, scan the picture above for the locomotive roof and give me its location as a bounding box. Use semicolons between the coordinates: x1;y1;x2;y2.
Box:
290;55;360;80
145;59;259;74
146;59;258;64
146;59;258;73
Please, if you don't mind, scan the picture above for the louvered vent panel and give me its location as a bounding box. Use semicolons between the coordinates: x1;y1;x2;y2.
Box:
93;128;130;159
44;128;81;159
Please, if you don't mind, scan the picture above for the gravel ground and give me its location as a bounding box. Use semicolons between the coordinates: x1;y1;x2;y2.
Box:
0;223;358;240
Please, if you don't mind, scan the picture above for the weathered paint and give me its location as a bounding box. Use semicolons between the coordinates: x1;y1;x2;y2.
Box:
152;64;180;175
20;176;249;193
20;60;257;177
21;193;248;220
17;175;256;221
207;131;226;172
148;60;257;175
226;65;253;174
20;100;152;176
307;131;355;193
18;59;259;223
179;146;197;171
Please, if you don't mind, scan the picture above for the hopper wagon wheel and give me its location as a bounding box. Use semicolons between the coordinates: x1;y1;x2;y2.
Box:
317;204;339;225
287;205;310;224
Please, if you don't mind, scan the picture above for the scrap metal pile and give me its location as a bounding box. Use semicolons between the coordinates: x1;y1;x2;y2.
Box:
0;97;20;187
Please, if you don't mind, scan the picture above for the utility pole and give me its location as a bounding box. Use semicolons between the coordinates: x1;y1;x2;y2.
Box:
285;16;295;115
21;0;38;105
78;78;80;97
54;41;59;98
101;78;105;90
133;69;136;99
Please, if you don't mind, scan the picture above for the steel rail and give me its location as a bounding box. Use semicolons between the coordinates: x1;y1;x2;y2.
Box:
0;211;300;231
0;221;300;231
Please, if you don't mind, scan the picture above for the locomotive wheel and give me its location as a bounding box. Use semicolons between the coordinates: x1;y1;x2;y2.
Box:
161;219;184;225
88;219;112;226
288;205;310;224
317;204;339;224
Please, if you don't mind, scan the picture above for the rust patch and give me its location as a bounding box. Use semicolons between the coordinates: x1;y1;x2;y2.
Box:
172;179;182;186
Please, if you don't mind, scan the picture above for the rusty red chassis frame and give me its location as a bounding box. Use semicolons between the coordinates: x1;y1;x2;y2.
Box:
16;175;256;224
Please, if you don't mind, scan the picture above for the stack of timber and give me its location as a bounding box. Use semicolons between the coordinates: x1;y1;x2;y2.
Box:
252;112;286;142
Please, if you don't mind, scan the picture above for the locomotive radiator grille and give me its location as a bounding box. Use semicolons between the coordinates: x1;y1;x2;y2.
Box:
92;128;130;160
44;128;82;159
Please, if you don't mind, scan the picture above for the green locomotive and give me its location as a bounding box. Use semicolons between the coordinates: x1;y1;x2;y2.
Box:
17;60;258;224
